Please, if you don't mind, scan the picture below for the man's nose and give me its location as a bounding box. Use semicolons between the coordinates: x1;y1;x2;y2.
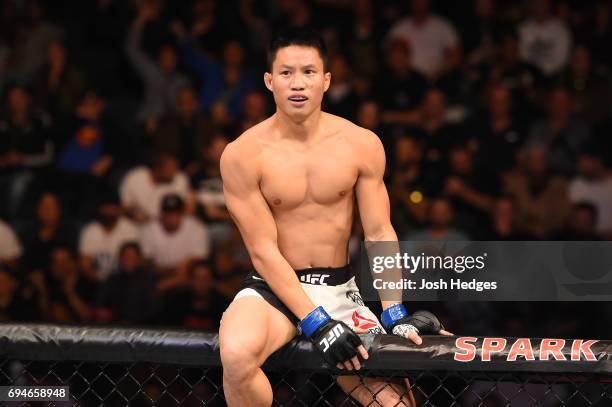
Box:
290;74;305;89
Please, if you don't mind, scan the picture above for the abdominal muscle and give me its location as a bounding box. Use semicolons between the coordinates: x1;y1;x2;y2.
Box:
272;198;355;270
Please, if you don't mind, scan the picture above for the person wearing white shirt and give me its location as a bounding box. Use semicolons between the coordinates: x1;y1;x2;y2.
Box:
387;0;461;79
140;193;210;292
120;152;192;222
569;149;612;237
518;0;572;76
79;193;140;281
0;220;22;268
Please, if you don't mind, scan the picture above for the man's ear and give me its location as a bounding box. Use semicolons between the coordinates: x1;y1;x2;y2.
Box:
264;72;273;92
323;72;331;92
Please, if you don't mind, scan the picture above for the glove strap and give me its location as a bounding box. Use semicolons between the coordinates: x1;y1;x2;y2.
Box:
381;303;408;330
300;306;331;338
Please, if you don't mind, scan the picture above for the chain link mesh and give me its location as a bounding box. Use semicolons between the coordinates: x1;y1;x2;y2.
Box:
1;357;610;406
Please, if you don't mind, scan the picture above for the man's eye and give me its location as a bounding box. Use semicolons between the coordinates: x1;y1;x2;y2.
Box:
280;71;290;76
305;70;315;74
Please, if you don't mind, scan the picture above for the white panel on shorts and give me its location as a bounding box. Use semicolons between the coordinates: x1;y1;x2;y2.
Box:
234;288;264;301
301;277;386;334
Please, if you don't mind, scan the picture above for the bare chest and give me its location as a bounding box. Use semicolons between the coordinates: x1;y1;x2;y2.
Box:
259;144;358;209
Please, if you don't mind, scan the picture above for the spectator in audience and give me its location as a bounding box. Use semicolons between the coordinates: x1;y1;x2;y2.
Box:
387;0;462;83
172;21;255;125
55;89;126;218
473;85;526;176
404;197;470;241
140;194;210;292
412;89;465;169
21;191;77;272
569;146;612;238
462;0;507;68
526;88;590;176
0;219;22;269
40;246;97;323
238;90;269;133
443;145;498;238
343;0;383;82
79;191;140;282
580;0;612;72
557;46;611;125
160;259;229;329
553;202;601;240
388;135;430;236
186;0;224;54
8;0;63;83
378;38;428;128
120;152;193;222
126;1;189;128
518;0;572;77
37;40;87;119
482;196;531;240
0;84;54;219
323;54;360;120
0;265;41;322
191;134;233;247
153;86;213;172
94;242;157;325
504;146;571;238
484;32;544;117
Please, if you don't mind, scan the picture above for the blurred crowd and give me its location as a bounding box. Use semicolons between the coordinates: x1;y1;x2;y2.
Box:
1;0;611;338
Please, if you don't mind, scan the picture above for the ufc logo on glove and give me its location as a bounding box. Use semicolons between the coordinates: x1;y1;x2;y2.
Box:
319;324;345;352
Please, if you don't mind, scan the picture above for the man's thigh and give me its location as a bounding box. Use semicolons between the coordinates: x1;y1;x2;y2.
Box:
220;295;297;366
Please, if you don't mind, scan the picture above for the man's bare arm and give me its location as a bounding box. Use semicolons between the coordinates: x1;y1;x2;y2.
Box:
354;130;402;311
355;130;453;340
220;142;316;320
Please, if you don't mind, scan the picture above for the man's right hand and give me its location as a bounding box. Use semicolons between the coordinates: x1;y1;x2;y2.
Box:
300;306;368;370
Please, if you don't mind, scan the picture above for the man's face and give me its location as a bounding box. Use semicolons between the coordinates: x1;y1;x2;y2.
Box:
265;45;330;120
192;265;213;295
357;101;379;130
155;157;178;183
430;200;452;228
37;193;60;225
50;249;74;279
158;45;178;73
577;154;601;179
176;88;198;118
161;210;182;232
8;88;30;114
489;87;511;116
119;247;142;273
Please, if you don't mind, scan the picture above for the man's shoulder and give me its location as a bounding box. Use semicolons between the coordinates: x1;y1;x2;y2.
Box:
331;115;382;152
123;166;148;183
221;119;273;173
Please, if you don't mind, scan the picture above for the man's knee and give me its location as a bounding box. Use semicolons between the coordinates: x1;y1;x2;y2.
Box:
219;330;262;382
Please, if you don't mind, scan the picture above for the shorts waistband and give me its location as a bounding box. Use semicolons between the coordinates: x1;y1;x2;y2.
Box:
249;265;352;286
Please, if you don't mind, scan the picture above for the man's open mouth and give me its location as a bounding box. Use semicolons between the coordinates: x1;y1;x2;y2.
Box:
288;96;308;102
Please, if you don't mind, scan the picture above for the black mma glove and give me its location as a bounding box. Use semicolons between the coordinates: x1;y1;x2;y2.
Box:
381;304;444;337
300;306;363;365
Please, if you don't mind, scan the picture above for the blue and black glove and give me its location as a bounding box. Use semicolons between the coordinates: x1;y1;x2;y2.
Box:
300;306;362;365
381;304;444;337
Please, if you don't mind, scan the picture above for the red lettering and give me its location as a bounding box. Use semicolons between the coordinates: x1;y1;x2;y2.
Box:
507;338;535;361
571;340;598;361
454;337;477;362
482;338;507;361
539;339;566;361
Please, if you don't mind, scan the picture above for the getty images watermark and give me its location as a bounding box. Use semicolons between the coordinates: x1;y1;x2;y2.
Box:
357;241;612;301
371;251;495;291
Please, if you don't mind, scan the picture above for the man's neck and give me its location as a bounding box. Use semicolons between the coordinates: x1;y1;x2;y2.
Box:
274;108;324;143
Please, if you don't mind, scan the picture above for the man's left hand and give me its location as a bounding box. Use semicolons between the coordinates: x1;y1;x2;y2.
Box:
381;305;453;345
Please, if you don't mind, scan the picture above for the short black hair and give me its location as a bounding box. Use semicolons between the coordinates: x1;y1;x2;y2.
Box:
267;27;329;72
